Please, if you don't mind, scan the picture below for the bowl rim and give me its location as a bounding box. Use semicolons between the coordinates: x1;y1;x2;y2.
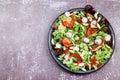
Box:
48;8;116;74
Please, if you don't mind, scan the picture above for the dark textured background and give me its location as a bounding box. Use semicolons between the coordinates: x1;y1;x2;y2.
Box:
0;0;120;80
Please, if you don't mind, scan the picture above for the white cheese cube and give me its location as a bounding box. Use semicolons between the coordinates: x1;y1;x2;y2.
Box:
55;43;61;48
105;34;111;41
64;54;70;61
82;17;88;23
91;20;97;25
84;37;90;43
66;31;73;38
95;38;102;45
65;11;70;17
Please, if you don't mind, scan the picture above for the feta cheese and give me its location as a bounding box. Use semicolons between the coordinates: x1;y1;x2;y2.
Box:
55;43;61;48
82;17;88;23
105;34;111;41
78;63;85;67
95;38;102;45
66;31;73;38
64;54;69;61
84;37;89;43
65;11;70;17
73;46;79;52
91;20;97;25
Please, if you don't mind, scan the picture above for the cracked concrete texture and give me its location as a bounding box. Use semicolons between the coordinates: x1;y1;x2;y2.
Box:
0;0;120;80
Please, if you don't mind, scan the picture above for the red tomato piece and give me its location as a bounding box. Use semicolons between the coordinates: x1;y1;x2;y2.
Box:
76;18;83;24
62;38;72;48
90;56;96;65
86;27;98;37
71;14;77;21
70;53;82;64
86;27;91;37
62;19;74;28
91;28;98;34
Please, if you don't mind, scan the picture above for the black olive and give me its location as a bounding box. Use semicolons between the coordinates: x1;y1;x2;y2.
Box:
102;27;108;32
84;5;94;12
106;41;112;48
100;17;109;27
101;17;106;23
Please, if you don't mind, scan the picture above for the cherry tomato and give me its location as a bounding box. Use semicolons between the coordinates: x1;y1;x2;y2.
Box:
86;27;91;37
62;19;74;28
90;56;96;65
71;14;77;21
70;53;82;64
90;56;97;69
86;27;98;37
62;38;71;48
76;18;83;24
91;28;98;34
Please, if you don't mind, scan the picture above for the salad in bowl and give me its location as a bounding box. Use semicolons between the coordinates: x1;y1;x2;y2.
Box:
49;5;115;73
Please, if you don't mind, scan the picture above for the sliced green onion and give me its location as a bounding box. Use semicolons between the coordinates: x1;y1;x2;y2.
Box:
94;12;99;19
96;23;101;29
97;17;101;22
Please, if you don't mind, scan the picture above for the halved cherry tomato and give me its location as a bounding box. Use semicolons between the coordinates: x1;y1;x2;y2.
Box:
86;27;91;37
76;18;83;24
91;28;98;34
86;13;94;18
90;56;96;69
71;14;77;21
86;27;98;37
62;38;72;48
62;19;74;28
70;53;82;64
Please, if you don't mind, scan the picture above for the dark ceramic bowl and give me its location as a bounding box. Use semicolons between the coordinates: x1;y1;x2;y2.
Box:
48;8;115;74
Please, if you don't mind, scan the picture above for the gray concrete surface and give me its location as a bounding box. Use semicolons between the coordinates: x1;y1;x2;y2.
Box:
0;0;120;80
